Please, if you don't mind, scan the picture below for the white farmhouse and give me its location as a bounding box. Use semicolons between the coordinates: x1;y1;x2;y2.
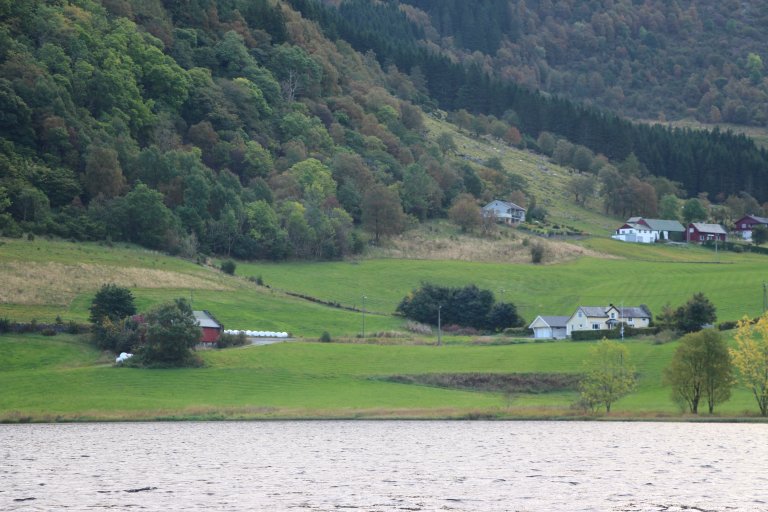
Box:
612;217;685;243
566;305;652;337
482;199;526;224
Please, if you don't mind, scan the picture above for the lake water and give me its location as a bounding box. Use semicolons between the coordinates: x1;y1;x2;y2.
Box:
1;421;766;511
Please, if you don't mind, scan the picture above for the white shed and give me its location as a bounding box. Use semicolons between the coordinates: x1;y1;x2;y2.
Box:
528;316;569;339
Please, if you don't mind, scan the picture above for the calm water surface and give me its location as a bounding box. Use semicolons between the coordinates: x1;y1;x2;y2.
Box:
1;421;766;511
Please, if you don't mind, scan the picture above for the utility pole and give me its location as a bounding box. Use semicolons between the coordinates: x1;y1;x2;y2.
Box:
763;282;767;314
362;295;366;339
437;304;442;346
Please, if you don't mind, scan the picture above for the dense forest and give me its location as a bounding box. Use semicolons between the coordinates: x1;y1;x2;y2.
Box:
1;0;768;261
299;0;768;203
392;0;768;126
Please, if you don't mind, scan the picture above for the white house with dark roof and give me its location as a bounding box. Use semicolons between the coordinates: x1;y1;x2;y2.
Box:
565;305;651;337
482;199;526;224
528;315;569;339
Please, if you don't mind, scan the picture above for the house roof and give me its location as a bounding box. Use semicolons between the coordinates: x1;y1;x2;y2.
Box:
575;305;651;319
483;199;526;211
578;306;610;318
529;315;570;329
735;214;768;225
641;218;685;232
614;306;651;319
622;217;684;232
193;310;221;329
691;223;727;235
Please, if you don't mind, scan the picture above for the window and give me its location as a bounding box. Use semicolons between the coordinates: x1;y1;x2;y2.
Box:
592;323;600;330
610;312;615;319
578;312;583;318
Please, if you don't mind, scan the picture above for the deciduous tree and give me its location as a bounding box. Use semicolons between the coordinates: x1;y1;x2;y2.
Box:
361;184;406;244
664;329;732;414
731;314;768;416
448;193;481;232
675;292;717;333
89;284;137;325
136;298;201;367
579;339;636;413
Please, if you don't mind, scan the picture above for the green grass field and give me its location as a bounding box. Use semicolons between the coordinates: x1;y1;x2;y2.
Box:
2;237;766;336
2;235;767;422
0;332;760;421
238;242;767;325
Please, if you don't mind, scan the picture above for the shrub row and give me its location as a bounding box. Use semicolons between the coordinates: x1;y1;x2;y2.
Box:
0;318;89;335
570;326;659;341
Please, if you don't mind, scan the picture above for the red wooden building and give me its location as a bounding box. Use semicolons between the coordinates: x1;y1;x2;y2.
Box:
193;310;223;344
687;223;727;244
733;214;768;240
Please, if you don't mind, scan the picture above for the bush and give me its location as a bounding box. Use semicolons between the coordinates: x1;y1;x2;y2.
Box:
397;283;521;330
41;328;57;336
220;259;236;275
319;331;332;343
571;326;658;341
0;317;11;334
404;321;432;335
66;321;86;334
503;326;532;337
216;331;248;348
530;243;546;264
718;321;738;331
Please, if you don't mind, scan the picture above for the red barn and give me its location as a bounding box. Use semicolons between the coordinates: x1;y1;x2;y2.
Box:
193;310;223;344
687;223;727;244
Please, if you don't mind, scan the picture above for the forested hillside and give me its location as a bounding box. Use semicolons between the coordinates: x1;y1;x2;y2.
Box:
391;0;768;127
0;0;489;258
2;0;768;261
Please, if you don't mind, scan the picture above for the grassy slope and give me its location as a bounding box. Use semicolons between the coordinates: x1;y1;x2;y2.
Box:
423;115;620;235
239;243;767;324
0;332;758;421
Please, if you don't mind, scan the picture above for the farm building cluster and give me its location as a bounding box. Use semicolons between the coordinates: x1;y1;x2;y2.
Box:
528;305;652;340
612;215;768;244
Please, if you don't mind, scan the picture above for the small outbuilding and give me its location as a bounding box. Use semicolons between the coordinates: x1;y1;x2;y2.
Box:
528;315;569;339
193;310;223;344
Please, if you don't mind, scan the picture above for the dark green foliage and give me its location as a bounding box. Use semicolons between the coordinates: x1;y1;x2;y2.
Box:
320;331;332;343
674;292;717;333
0;317;11;333
220;259;236;275
91;316;143;353
486;303;523;333
396;283;522;331
89;284;137;325
570;327;658;342
293;0;768;203
216;331;248;349
530;243;545;264
5;0;768;266
752;226;768;246
135;299;202;367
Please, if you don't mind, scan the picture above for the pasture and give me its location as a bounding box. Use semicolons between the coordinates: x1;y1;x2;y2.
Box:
238;242;767;325
0;332;760;422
